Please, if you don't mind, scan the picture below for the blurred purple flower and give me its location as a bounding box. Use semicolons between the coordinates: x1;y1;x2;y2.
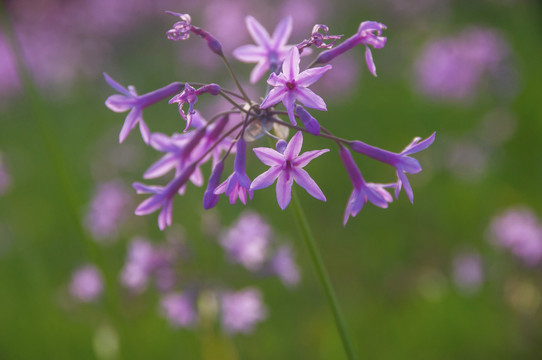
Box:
0;30;21;104
414;27;516;102
120;237;178;293
270;245;300;287
251;132;329;210
260;47;332;124
85;180;132;242
233;15;294;83
220;211;272;271
120;238;155;293
452;251;484;294
489;207;542;266
161;292;198;328
70;264;103;302
0;153;12;195
220;288;267;334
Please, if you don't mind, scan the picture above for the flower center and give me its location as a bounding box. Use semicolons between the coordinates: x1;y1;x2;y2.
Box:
286;81;296;90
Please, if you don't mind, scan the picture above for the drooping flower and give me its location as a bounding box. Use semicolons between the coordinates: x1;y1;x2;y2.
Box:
297;24;343;53
70;264;103;303
349;132;435;203
233;16;294;83
339;146;394;225
220;288;267;334
215;139;253;205
316;21;387;76
219;211;272;271
251;132;328;209
260;47;332;124
168;83;221;131
104;73;183;144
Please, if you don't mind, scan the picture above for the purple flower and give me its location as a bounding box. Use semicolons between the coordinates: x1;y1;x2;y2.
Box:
489;207;542;266
452;251;484;294
270;245;300;287
104;73;182;144
260;47;332;124
233;16;294;83
85;180;132;242
70;264;103;303
168;83;221;132
339;146;394;225
251;132;328;210
120;238;154;293
161;292;198;328
215;139;253;205
220;211;272;271
134;163;196;230
120;237;178;293
316;21;387;76
220;288;267;334
349;133;435;203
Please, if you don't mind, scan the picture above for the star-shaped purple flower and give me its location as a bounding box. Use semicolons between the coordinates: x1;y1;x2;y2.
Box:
250;132;328;210
260;47;332;125
104;73;182;144
233;16;294;84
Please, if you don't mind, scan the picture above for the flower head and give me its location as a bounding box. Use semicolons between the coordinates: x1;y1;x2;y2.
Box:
104;73;182;144
233;16;295;83
251;132;328;209
260;47;332;124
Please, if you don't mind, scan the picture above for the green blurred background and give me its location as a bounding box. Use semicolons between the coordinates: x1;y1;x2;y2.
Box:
1;0;542;359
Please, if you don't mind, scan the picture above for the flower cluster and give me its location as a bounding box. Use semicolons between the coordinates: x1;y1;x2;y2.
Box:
104;13;434;228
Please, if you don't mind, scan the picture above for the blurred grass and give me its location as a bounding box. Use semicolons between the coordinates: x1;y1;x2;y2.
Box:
1;0;542;359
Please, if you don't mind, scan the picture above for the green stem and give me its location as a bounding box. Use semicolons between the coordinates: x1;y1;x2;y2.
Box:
220;55;251;104
290;190;358;360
